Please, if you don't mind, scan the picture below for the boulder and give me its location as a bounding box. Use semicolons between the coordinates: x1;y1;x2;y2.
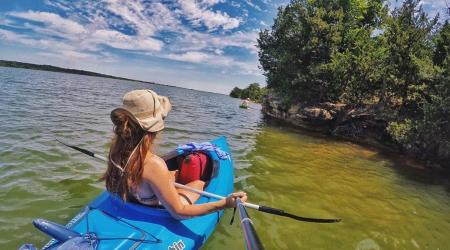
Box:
262;90;389;144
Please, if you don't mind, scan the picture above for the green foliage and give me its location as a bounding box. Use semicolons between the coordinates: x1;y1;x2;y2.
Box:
382;0;438;106
258;0;386;104
258;0;450;166
384;5;449;165
230;87;243;98
330;30;387;104
387;72;450;164
433;21;450;67
387;119;415;145
229;83;267;103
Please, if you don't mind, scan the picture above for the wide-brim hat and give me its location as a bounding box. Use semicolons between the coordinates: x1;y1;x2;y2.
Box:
111;89;172;132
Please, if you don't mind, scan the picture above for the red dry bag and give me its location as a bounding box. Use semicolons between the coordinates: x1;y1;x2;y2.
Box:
177;152;209;184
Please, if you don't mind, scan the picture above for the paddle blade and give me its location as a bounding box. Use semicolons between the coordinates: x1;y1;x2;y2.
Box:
283;212;341;223
18;244;38;250
33;218;81;242
56;138;95;158
258;206;341;223
56;236;97;250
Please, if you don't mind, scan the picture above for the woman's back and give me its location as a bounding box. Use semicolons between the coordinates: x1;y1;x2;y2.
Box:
103;89;247;220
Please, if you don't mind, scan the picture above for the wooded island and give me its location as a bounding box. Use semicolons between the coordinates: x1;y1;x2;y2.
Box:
256;0;449;169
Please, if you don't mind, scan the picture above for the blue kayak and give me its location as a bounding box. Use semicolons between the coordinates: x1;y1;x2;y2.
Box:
39;136;234;250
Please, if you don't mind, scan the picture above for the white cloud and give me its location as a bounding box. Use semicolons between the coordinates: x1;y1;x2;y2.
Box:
0;29;73;51
90;29;163;51
0;0;263;83
177;0;240;30
4;6;165;54
5;1;253;55
245;0;262;11
166;29;259;55
214;49;224;55
166;51;211;63
200;0;224;5
104;0;156;36
163;50;262;76
59;50;97;59
387;0;448;20
230;1;241;8
43;0;73;11
9;11;86;35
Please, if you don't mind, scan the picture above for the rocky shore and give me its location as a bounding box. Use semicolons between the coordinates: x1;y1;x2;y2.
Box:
262;91;447;170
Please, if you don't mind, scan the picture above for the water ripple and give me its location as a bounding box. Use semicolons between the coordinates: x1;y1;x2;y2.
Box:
0;67;263;249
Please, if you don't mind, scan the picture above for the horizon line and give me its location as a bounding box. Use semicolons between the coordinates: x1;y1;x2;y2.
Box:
0;59;231;96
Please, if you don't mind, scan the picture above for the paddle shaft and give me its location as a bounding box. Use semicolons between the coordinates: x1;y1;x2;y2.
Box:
236;198;264;250
170;183;340;223
57;139;341;223
56;139;107;162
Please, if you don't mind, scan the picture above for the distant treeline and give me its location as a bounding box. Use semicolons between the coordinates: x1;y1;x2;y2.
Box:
229;83;267;103
258;0;449;167
0;60;140;82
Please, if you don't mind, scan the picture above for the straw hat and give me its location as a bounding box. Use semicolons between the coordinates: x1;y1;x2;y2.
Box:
111;89;172;132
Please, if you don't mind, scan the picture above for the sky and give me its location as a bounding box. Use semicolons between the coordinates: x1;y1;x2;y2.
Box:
0;0;448;94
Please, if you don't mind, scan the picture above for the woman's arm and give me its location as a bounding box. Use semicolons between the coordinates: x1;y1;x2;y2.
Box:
142;155;247;219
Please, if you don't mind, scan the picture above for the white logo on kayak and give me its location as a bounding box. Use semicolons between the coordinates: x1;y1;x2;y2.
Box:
168;240;185;250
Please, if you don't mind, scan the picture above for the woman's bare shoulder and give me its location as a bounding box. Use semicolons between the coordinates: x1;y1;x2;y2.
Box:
144;154;166;166
143;153;168;174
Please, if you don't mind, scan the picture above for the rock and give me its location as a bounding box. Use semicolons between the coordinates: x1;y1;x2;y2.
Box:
262;89;389;145
302;107;333;120
287;104;300;115
319;102;347;111
261;89;448;170
262;90;341;132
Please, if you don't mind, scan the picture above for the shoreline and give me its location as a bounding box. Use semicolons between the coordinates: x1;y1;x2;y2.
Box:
0;60;226;96
261;93;449;175
262;114;450;179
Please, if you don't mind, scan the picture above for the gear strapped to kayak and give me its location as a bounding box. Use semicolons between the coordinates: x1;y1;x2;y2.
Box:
177;152;210;184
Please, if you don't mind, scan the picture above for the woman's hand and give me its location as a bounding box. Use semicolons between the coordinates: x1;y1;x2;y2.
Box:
223;191;248;208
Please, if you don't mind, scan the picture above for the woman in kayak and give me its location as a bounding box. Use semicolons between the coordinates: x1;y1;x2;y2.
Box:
102;89;247;219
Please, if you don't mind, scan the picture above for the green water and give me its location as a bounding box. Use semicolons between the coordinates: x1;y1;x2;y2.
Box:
1;67;449;249
203;125;450;249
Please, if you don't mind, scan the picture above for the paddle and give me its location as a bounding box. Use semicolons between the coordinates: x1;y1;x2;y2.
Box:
56;139;341;223
236;198;264;250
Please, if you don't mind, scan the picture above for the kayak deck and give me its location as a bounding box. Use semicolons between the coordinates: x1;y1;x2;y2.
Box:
43;136;234;250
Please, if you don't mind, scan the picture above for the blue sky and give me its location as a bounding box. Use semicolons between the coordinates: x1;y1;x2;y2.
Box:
0;0;448;94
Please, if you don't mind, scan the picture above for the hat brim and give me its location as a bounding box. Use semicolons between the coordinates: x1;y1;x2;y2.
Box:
111;107;165;132
111;90;171;133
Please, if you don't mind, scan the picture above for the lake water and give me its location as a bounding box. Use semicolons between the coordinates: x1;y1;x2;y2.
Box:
0;67;449;249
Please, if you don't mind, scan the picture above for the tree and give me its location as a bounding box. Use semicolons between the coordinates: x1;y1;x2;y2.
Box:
230;87;243;98
258;0;386;104
386;10;449;166
229;83;267;103
257;0;449;167
329;28;387;104
433;21;450;67
382;0;438;109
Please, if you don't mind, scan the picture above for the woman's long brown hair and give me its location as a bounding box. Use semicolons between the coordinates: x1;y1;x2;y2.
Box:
102;110;156;201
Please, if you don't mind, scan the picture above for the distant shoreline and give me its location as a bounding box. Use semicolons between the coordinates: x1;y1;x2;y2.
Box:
0;59;225;96
0;59;149;82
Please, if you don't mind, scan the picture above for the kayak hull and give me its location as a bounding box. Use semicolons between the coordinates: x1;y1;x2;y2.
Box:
43;136;234;250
